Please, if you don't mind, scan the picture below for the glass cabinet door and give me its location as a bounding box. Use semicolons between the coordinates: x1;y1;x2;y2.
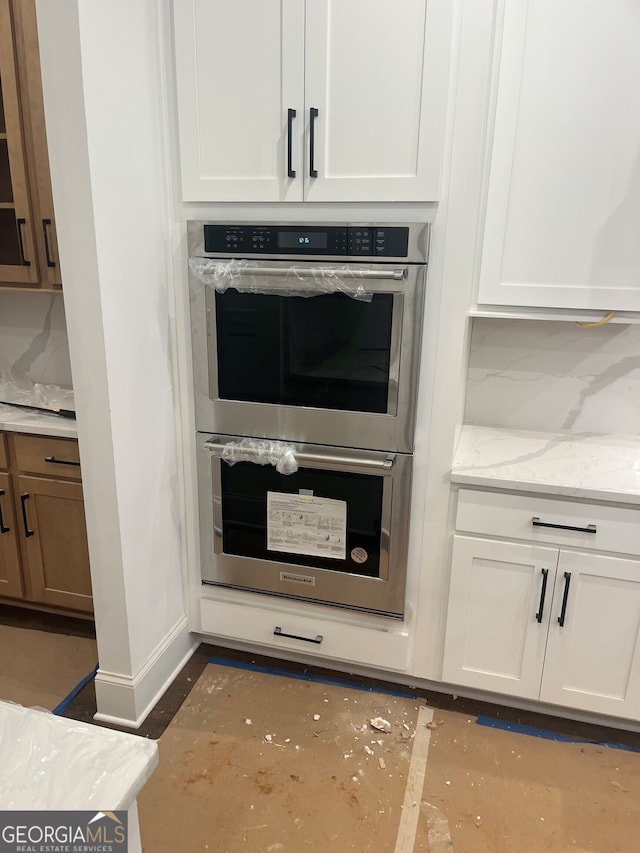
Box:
0;0;38;285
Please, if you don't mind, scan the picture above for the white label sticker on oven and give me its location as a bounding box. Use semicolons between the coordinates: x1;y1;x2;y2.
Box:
267;491;347;560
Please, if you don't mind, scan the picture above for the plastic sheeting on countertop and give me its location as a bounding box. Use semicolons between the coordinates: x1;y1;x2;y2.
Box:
221;438;298;475
0;368;75;413
0;701;158;810
189;257;375;302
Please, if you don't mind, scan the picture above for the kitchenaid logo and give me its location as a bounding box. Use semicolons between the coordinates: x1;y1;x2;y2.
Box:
280;571;315;586
0;811;127;853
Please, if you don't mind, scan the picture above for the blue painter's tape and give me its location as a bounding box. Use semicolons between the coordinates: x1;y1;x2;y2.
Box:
52;664;99;716
208;655;418;699
476;715;640;753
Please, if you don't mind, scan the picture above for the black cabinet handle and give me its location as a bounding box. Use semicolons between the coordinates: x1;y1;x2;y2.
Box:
17;218;31;266
42;219;56;267
535;568;549;623
274;626;323;645
287;108;296;178
558;571;572;627
44;455;81;468
20;494;34;538
309;107;318;178
0;489;9;534
532;517;596;534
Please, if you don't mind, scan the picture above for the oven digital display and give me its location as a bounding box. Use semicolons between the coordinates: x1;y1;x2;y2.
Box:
277;231;328;249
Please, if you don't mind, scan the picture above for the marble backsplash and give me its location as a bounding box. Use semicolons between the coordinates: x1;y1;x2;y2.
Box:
465;318;640;435
0;291;73;398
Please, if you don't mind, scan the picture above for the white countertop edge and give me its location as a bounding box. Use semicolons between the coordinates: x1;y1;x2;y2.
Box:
0;409;78;440
450;471;640;506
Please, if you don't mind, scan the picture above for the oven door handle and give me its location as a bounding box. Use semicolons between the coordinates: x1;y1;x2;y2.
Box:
229;265;407;281
204;439;395;471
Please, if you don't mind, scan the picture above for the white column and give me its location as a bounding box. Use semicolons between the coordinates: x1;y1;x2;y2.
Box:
36;0;196;727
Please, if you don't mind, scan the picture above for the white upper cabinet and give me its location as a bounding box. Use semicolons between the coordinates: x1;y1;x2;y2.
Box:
303;0;451;202
172;0;452;203
479;0;640;311
173;0;305;202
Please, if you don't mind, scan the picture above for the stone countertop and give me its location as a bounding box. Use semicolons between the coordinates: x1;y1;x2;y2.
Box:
0;404;78;439
452;425;640;505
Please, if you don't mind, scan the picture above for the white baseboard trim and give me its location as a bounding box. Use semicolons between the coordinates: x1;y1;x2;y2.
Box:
94;616;197;729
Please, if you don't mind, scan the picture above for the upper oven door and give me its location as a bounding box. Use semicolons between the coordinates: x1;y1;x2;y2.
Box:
190;260;425;452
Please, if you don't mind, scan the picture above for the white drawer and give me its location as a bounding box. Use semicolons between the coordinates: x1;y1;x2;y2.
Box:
456;489;640;557
200;597;411;672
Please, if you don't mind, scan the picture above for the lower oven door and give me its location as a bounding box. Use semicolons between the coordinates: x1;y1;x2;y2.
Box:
197;434;412;618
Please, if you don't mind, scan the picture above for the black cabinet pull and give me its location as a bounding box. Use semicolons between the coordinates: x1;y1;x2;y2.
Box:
16;218;31;266
20;494;34;538
309;107;319;178
535;568;549;623
0;489;9;534
532;517;596;534
42;219;56;267
274;626;323;645
287;108;296;178
558;571;572;627
44;455;81;467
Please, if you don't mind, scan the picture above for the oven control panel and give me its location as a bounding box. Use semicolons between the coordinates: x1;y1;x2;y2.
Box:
203;224;410;258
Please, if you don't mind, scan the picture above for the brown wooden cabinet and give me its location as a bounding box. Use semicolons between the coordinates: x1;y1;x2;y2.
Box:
0;432;92;615
0;0;60;289
0;470;23;598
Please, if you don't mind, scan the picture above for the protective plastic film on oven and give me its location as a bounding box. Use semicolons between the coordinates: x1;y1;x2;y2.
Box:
190;257;405;417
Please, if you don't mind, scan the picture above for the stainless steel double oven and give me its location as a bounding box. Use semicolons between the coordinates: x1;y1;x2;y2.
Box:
189;221;428;617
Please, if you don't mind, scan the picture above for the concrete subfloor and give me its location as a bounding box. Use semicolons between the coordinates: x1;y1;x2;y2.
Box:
0;621;97;710
1;608;637;853
138;660;640;853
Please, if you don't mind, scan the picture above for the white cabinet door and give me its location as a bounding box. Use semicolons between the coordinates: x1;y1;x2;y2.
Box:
541;551;640;719
303;0;452;202
173;0;304;201
442;536;558;699
479;0;640;310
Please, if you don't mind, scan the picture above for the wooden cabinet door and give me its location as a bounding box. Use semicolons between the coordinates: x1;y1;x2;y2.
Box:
442;535;558;699
0;0;38;285
17;474;93;613
540;551;640;719
0;472;23;598
12;0;61;288
479;0;640;311
173;0;304;202
303;0;452;202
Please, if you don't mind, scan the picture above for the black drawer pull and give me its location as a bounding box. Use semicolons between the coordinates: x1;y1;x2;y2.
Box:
42;218;56;267
0;489;9;534
535;568;549;624
274;626;323;645
44;455;81;467
532;517;596;534
558;572;572;627
20;493;34;537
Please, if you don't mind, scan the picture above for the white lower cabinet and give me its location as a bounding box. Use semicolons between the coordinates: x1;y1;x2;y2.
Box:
444;533;640;721
540;550;640;718
442;536;556;699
